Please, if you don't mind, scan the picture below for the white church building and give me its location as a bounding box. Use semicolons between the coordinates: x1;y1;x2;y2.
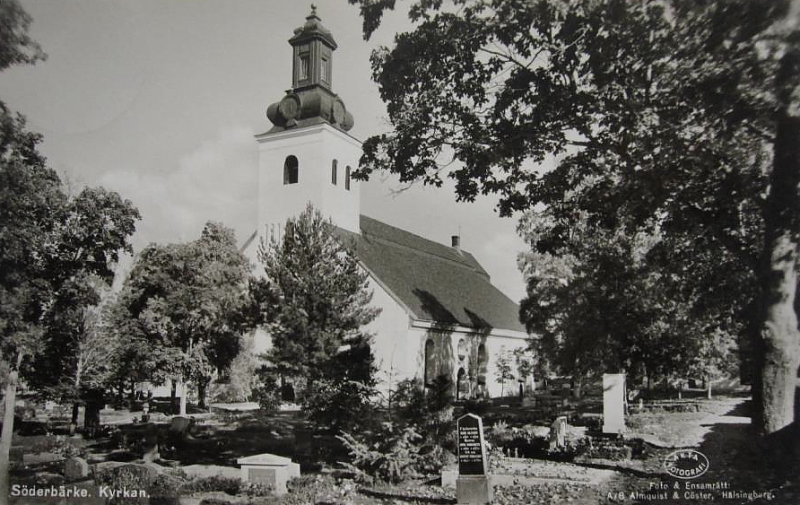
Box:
244;8;532;399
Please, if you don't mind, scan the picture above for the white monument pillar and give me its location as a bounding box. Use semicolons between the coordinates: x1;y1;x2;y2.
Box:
602;373;626;434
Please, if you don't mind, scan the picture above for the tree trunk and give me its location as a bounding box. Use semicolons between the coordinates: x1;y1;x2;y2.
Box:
706;375;712;400
170;381;178;415
69;403;79;435
128;379;135;409
758;34;800;435
0;370;19;500
197;376;209;410
573;376;583;399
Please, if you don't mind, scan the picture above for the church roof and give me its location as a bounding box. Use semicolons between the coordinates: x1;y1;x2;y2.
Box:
338;216;526;333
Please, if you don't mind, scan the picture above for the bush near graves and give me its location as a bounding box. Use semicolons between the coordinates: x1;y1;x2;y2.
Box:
179;476;272;498
391;377;454;450
337;424;424;484
252;372;282;413
29;435;86;459
303;378;376;434
336;378;459;483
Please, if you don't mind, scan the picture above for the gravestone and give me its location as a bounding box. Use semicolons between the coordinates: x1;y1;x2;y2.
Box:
549;416;567;450
456;414;492;504
168;415;192;449
603;373;626;434
237;453;300;496
64;456;90;480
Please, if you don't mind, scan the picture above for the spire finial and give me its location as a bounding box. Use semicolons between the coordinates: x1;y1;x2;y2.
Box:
309;4;318;18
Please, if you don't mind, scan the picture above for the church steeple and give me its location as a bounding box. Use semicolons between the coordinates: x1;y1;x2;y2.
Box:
266;5;354;133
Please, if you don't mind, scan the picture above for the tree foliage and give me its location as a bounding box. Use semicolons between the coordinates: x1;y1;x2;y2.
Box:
518;208;740;386
0;0;46;72
250;205;380;428
350;0;800;435
110;222;251;401
251;205;380;382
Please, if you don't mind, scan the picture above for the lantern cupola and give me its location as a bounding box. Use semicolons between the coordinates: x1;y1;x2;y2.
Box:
266;5;354;132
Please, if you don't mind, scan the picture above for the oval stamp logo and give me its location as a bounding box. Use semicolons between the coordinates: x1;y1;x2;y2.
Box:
664;449;709;479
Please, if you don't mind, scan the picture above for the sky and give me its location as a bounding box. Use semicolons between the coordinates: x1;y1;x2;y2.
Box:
0;0;530;302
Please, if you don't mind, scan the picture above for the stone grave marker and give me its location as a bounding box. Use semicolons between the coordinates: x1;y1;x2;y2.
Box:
237;453;300;496
456;413;492;504
549;416;567;450
603;373;626;434
168;415;192;449
64;456;90;480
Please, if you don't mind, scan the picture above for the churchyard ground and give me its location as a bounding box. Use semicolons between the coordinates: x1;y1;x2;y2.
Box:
6;387;798;504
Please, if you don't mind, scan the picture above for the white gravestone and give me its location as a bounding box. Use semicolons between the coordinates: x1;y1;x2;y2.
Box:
237;453;300;496
603;373;626;434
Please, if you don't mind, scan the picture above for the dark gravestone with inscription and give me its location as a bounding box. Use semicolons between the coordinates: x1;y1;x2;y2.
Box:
458;414;486;475
456;414;492;504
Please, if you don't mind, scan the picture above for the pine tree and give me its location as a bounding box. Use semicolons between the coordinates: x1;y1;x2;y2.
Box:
251;205;380;429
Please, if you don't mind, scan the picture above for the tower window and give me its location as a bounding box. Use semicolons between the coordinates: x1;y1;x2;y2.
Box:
284;155;299;185
299;56;309;81
321;58;329;83
345;165;351;191
331;160;338;185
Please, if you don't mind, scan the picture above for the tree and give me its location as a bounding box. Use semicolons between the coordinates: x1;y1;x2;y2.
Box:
110;222;251;414
518;208;740;393
23;185;141;426
250;205;380;429
495;348;514;397
1;3;140;491
26;273;121;433
349;0;800;435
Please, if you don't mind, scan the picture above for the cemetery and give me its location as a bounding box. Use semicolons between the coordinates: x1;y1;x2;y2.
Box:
2;1;799;504
6;375;790;504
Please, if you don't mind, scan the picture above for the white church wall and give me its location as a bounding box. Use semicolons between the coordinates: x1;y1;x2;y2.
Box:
362;274;418;394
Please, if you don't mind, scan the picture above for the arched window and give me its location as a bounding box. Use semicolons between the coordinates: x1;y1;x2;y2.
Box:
345;165;351;190
477;344;488;385
331;160;338;185
424;339;436;386
283;155;299;185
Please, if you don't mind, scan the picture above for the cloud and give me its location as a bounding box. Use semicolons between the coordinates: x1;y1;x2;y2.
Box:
99;125;258;250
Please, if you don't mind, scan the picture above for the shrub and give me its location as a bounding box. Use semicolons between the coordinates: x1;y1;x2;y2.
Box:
210;338;259;403
462;397;491;416
149;473;183;505
303;378;376;434
30;435;86;458
180;476;242;495
392;376;454;449
95;464;158;505
252;373;282;413
415;444;456;475
338;423;423;484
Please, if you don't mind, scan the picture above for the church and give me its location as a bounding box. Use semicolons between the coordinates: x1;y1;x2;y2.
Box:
244;7;532;399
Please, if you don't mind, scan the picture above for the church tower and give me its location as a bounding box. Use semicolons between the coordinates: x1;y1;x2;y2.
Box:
257;5;361;245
